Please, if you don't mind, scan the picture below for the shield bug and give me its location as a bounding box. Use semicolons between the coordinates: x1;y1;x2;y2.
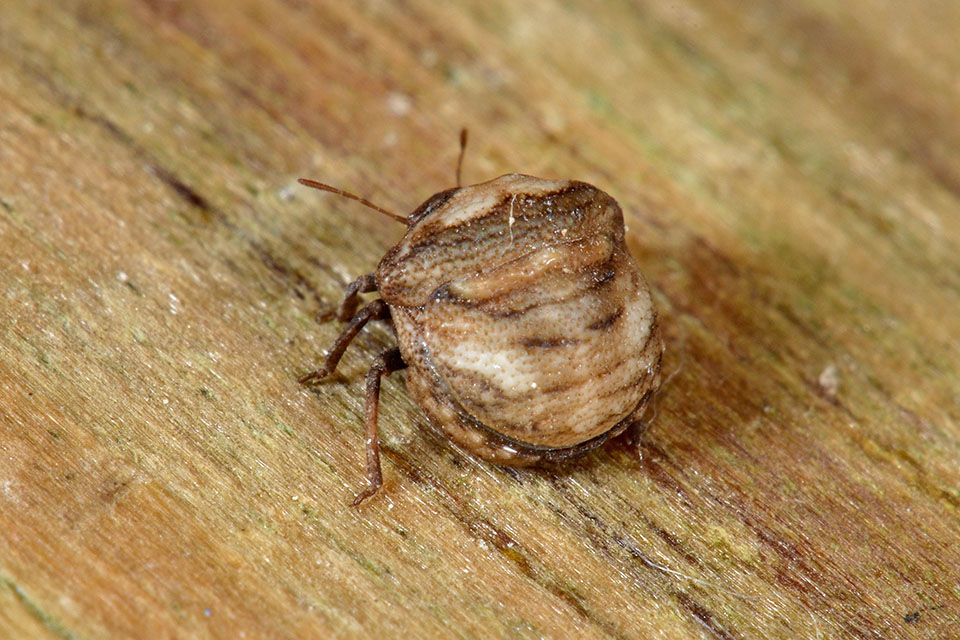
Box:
299;132;663;504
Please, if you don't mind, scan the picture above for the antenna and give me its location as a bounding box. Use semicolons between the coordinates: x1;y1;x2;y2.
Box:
297;178;407;224
455;128;468;187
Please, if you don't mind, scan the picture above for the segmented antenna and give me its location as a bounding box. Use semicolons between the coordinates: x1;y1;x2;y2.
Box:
297;178;406;224
456;128;469;187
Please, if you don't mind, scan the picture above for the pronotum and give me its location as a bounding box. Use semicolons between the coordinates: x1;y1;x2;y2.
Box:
299;132;663;504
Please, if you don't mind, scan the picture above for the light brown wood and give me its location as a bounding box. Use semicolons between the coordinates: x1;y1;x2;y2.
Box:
2;1;959;638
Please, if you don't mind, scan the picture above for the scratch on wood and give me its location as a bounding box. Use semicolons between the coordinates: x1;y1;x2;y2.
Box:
2;575;77;640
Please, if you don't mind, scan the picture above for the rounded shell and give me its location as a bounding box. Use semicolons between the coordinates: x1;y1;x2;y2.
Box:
377;174;662;463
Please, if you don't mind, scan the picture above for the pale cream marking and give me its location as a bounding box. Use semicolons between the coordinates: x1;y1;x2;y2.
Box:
508;193;517;245
436;174;569;230
436;188;501;228
445;346;540;394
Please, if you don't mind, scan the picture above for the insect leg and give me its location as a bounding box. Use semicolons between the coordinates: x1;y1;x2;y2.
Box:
336;273;377;322
353;347;407;506
299;298;390;385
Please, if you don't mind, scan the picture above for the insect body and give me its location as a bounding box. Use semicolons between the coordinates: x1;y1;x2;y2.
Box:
300;151;663;505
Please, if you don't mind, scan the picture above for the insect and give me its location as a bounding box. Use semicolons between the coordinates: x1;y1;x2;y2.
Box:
299;131;663;504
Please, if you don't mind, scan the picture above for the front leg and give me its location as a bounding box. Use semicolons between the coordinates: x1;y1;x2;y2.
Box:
299;299;390;385
336;273;377;322
353;347;407;506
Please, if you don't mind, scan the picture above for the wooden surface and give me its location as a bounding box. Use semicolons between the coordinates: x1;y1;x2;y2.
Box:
2;1;959;638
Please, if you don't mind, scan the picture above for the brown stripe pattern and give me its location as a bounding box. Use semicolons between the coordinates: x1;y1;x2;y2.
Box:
379;174;663;461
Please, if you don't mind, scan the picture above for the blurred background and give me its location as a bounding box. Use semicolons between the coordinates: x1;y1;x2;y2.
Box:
2;1;959;638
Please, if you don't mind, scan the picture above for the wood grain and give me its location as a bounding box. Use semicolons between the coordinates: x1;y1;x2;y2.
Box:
2;1;959;638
